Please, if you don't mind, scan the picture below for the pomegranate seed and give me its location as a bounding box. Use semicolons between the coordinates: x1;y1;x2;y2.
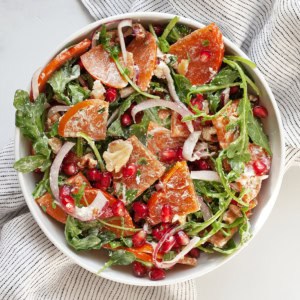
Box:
175;231;190;246
172;239;181;250
161;204;172;223
121;113;133;127
63;151;79;165
122;163;138;178
132;201;148;221
59;185;71;198
231;200;238;206
153;25;164;37
132;230;147;248
105;87;118;103
132;261;147;277
61;195;75;213
34;168;42;174
195;159;211;170
189;248;201;259
253;105;268;118
100;171;112;188
160;236;176;253
111;200;126;217
160;148;177;163
99;205;114;219
253;160;267;176
176;147;184;161
86;168;102;182
149;267;166;280
199;50;211;62
152;223;171;241
230;86;240;94
190;94;204;111
62;162;79;176
128;103;136;114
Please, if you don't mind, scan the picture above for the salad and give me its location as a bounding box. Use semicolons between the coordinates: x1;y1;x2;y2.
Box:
14;17;272;281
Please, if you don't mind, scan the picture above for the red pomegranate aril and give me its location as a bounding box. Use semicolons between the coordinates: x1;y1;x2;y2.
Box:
152;223;171;241
63;151;79;165
253;105;268;118
132;201;148;221
149;267;166;281
231;200;238;206
153;25;164;37
195;159;211;170
190;94;204;111
161;204;172;223
176;147;184;161
189;248;201;259
132;230;147;248
122;163;138;178
61;195;75;213
253;160;268;176
175;231;190;246
230;86;239;94
121;113;133;127
59;185;71;198
62;162;79;176
160;236;176;253
200;50;211;62
100;171;112;188
105;87;118;103
86;168;102;182
132;261;147;277
160;149;177;163
111;200;126;217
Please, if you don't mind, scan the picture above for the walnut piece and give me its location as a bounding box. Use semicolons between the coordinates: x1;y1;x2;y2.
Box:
78;153;97;169
48;137;62;154
103;140;133;172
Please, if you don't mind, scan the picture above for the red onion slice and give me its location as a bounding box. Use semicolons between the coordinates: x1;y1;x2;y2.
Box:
48;105;69;118
153;225;200;269
117;19;132;64
198;196;212;221
190;171;221;182
71;190;108;222
50;142;75;201
31;67;42;100
131;99;194;132
183;131;201;161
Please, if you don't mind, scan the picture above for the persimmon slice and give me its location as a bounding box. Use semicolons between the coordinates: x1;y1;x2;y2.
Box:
147;121;184;157
58;99;109;141
169;23;224;85
127;31;157;91
113;135;166;202
80;45;134;89
36;193;67;224
147;161;200;225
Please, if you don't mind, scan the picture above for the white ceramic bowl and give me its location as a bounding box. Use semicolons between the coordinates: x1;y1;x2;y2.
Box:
15;12;285;286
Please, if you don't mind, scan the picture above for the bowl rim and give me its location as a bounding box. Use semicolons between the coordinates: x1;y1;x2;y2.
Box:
15;11;285;286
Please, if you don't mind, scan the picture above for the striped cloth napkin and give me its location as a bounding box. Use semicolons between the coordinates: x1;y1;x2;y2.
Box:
1;0;300;299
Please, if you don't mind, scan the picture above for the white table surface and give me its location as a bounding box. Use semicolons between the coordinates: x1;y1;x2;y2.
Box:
1;1;299;299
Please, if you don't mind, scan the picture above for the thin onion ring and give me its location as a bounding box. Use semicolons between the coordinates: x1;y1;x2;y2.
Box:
117;19;133;64
190;171;221;182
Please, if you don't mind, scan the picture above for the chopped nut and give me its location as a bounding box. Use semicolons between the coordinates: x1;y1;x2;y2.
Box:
46;112;60;130
177;59;189;75
48;137;62;154
90;80;106;99
103;140;133;172
78;153;97;169
202;126;218;142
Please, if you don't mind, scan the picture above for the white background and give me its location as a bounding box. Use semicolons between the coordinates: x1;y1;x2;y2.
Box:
1;1;299;299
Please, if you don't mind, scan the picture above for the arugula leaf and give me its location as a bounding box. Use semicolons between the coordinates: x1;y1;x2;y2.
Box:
48;64;80;105
72;183;87;207
171;71;192;102
13;155;48;173
48;121;59;137
157;16;179;53
167;24;192;44
210;66;240;86
248;111;272;154
65;216;116;251
32;168;50;199
98;250;136;274
68;82;90;104
124;189;138;203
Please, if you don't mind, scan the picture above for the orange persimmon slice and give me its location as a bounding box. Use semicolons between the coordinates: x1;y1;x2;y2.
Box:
127;32;157;91
58;99;109;141
38;39;91;93
169;23;224;85
80;45;134;89
36;193;67;224
148;161;200;225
